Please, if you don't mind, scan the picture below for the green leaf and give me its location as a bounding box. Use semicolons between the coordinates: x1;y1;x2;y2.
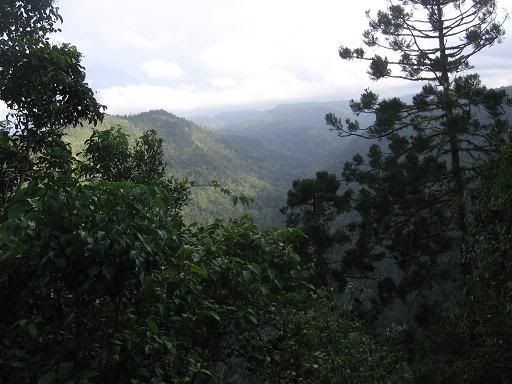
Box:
38;372;57;384
8;199;34;220
200;368;213;377
207;310;221;321
27;322;38;337
83;370;99;379
260;286;270;296
248;264;261;275
16;319;28;328
147;319;159;333
242;270;251;282
190;263;207;276
246;312;258;324
162;338;175;351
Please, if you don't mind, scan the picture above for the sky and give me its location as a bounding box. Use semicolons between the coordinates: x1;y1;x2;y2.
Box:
4;0;512;117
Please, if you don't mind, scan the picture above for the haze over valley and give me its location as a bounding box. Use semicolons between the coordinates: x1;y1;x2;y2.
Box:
67;98;375;227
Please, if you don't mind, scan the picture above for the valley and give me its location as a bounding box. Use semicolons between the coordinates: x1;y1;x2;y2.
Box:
67;100;373;227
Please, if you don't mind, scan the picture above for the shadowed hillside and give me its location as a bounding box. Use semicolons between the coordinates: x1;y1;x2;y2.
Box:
66;102;367;227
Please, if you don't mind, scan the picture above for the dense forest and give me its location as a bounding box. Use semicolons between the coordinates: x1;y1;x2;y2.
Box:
1;0;512;383
64;102;370;228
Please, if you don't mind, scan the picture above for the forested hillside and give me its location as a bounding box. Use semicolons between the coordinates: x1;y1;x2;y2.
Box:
66;103;368;227
67;85;512;229
65;111;280;226
195;100;374;175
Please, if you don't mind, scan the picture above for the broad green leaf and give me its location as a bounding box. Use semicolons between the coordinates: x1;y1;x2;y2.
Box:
147;319;159;333
7;199;34;220
190;263;207;276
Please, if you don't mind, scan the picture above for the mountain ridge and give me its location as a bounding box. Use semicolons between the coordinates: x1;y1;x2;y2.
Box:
65;100;364;227
66;86;512;227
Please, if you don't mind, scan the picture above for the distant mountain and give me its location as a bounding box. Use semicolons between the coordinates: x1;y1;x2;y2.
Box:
66;111;282;227
125;110;294;227
193;100;375;175
66;87;512;227
65;100;371;227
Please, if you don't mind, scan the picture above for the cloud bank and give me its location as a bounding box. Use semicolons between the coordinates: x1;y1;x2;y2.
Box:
57;0;512;115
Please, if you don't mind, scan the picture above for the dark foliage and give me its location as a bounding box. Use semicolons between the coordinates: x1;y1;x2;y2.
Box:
0;0;105;214
281;171;351;285
326;0;511;315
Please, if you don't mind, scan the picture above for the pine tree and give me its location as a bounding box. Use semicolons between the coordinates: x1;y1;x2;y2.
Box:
281;171;350;285
327;0;511;313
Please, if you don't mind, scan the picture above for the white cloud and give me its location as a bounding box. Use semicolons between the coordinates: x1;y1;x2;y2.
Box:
99;69;335;115
57;0;512;114
114;31;169;50
209;77;238;89
475;68;512;89
0;102;8;120
200;38;283;77
141;60;184;80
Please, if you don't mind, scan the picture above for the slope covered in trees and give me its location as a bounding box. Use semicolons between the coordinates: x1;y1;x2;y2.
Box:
0;2;405;382
66;84;511;231
195;100;374;175
65;111;281;227
66;103;369;227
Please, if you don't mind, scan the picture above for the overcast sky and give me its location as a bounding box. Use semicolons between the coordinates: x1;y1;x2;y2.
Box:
11;0;512;116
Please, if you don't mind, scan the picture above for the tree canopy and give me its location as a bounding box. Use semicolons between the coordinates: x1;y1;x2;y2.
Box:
0;0;105;215
0;3;407;382
323;0;511;315
1;0;512;382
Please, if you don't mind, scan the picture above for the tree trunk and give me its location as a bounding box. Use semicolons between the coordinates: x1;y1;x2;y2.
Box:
436;1;467;235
